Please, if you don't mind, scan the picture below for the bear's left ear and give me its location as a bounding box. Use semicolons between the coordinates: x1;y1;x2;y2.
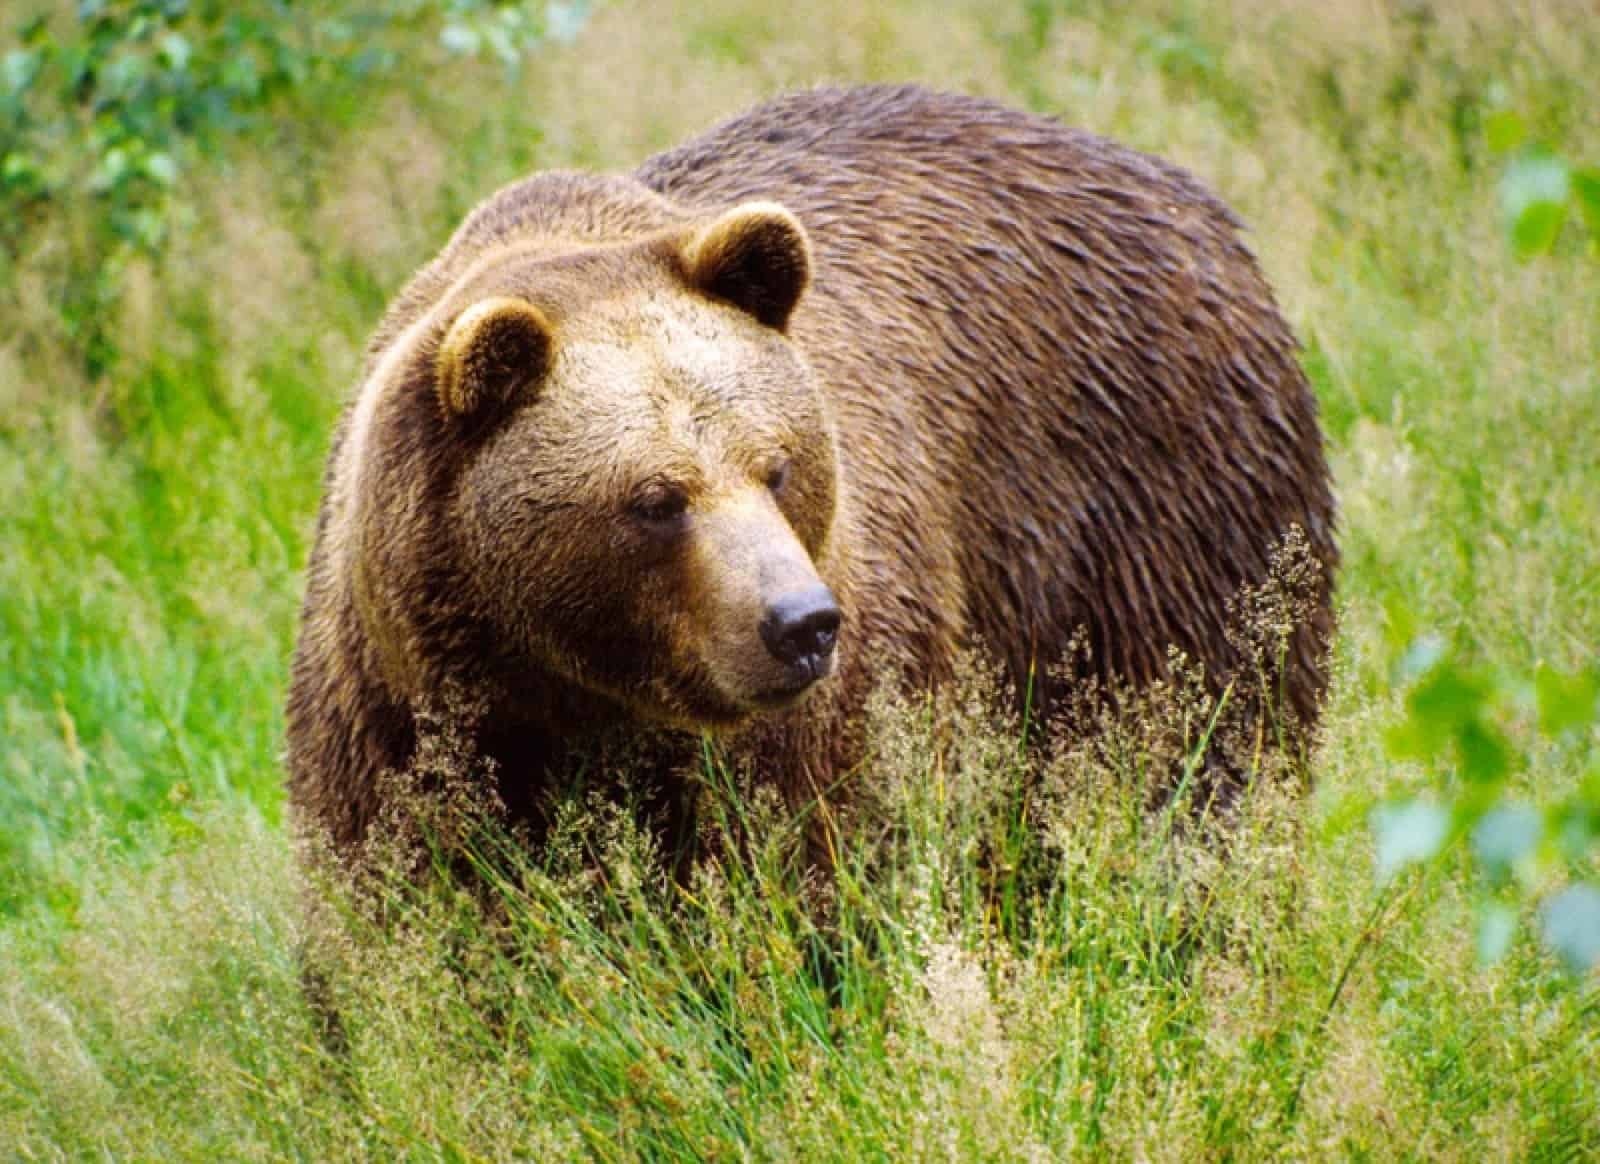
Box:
680;201;812;331
435;297;554;422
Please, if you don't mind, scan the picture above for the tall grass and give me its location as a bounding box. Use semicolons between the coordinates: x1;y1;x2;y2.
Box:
2;0;1597;1157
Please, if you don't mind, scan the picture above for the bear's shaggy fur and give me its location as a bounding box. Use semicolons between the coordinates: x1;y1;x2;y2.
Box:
286;85;1337;854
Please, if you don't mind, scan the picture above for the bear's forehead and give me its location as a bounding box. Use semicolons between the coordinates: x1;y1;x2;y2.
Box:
548;294;794;409
569;293;762;354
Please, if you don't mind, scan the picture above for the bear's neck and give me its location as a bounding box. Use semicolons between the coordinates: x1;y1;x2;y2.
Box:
426;652;680;830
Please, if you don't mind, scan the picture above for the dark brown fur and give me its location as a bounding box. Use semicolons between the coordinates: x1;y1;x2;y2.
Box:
286;85;1337;856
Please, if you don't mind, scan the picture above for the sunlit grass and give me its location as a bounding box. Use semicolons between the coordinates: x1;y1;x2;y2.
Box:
2;0;1597;1157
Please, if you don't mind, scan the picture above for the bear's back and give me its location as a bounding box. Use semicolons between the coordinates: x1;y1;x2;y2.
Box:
638;84;1336;727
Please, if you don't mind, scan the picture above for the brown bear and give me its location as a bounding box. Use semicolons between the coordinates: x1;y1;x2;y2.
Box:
286;84;1337;858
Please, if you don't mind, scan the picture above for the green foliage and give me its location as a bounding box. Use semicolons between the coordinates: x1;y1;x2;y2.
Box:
1375;642;1600;971
0;0;585;375
439;0;591;65
1486;108;1600;258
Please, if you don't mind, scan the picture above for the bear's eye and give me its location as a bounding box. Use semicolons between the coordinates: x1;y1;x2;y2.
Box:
630;484;690;528
765;459;791;495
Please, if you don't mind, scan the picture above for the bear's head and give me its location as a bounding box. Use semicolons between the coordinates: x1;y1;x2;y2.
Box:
405;200;842;729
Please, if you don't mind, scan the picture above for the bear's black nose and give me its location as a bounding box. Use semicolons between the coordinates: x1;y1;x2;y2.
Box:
759;585;841;674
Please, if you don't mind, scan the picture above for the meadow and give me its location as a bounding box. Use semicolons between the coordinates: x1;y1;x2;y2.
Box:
2;0;1597;1158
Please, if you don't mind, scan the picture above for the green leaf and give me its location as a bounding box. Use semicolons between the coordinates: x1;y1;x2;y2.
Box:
2;49;41;97
1501;152;1570;258
86;146;131;194
157;32;190;72
1477;901;1516;965
1484;110;1525;154
1394;635;1445;685
100;49;150;98
1554;768;1600;859
1511;201;1567;258
18;15;49;48
127;206;165;251
440;23;480;55
1535;665;1600;736
1457;718;1512;785
1541;883;1600;973
483;22;519;68
220;52;261;99
1373;799;1449;881
1383;725;1436;772
1502;151;1570;213
1472;802;1542;869
1573;167;1600;237
1554;809;1595;862
142;151;178;187
1388;662;1490;762
1381;601;1420;656
1;151;42;189
1580;764;1600;813
1410;664;1487;727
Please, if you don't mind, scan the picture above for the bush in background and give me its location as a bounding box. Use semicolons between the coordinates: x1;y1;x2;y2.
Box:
0;0;586;376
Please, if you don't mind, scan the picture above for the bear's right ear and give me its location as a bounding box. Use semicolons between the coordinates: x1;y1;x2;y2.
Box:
436;297;554;421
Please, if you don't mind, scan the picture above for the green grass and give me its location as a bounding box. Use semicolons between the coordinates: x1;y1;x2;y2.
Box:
3;0;1598;1158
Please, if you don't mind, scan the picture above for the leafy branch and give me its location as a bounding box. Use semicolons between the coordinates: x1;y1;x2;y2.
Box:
1486;107;1600;259
0;0;588;376
1374;638;1600;974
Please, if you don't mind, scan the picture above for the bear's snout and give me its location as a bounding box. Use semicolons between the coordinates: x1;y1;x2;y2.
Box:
758;584;841;687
